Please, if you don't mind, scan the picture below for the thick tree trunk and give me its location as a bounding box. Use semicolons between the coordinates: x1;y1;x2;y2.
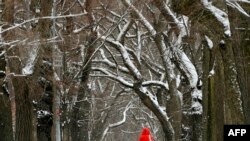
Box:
0;64;13;141
13;76;33;141
36;1;53;141
71;58;92;141
219;40;245;124
0;93;13;141
228;3;250;124
70;30;95;140
71;1;96;140
0;1;14;140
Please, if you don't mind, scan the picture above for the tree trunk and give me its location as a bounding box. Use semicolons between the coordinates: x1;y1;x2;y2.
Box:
70;31;94;140
71;1;96;140
134;86;175;141
153;16;180;141
51;0;62;140
61;1;74;140
0;65;13;141
166;80;182;141
228;3;250;124
205;46;225;141
13;76;33;141
36;0;53;140
52;85;61;141
71;57;92;141
219;40;244;124
0;1;14;140
0;93;13;141
202;41;212;141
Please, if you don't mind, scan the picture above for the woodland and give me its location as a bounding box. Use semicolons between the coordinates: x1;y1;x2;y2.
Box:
0;0;249;141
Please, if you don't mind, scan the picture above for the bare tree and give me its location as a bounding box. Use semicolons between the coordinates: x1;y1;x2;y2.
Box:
0;0;249;141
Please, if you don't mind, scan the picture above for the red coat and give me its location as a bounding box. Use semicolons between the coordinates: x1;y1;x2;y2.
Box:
139;128;154;141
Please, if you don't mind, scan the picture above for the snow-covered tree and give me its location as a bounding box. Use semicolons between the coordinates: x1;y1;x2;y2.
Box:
0;0;249;141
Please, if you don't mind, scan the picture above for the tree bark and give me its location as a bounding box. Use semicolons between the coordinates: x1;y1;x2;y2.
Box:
153;15;181;141
36;0;53;140
0;1;14;140
134;86;175;141
13;76;33;141
71;1;96;140
204;46;225;141
71;47;92;141
0;93;13;141
228;3;250;124
219;40;245;124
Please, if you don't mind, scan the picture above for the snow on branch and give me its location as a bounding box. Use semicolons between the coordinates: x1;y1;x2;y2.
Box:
100;101;133;141
226;0;250;17
91;67;133;88
141;56;164;76
121;0;157;36
92;59;129;73
136;28;142;64
153;0;182;33
174;50;198;88
99;37;170;122
227;0;250;4
98;49;129;73
173;48;202;114
142;81;169;91
108;101;132;128
205;35;213;49
117;20;133;42
137;86;168;119
202;0;231;36
22;44;39;75
0;13;87;34
101;37;142;80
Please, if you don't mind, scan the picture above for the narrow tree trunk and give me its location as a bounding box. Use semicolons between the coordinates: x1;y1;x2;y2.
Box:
134;86;175;141
166;80;182;141
52;86;61;141
202;41;212;141
32;111;38;141
51;0;62;140
206;47;225;141
153;16;180;141
61;1;74;140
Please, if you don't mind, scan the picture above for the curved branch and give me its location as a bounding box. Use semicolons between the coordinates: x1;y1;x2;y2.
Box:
91;67;133;88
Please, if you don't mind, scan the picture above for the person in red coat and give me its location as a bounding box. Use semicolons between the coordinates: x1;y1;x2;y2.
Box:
139;127;154;141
